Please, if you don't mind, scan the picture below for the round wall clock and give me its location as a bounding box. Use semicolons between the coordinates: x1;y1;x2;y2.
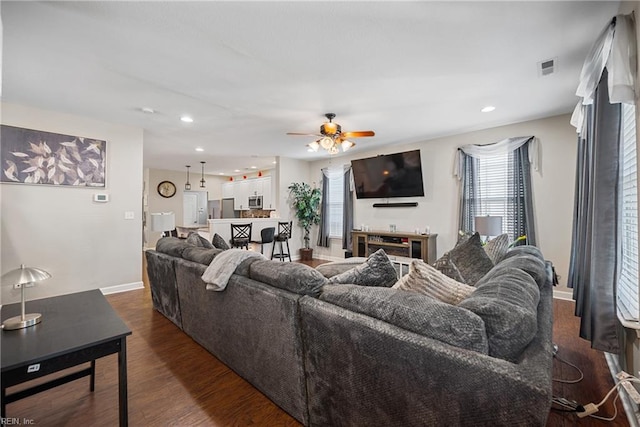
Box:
157;180;177;198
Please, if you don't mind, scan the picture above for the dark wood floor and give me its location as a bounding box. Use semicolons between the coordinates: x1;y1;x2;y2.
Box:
3;259;631;426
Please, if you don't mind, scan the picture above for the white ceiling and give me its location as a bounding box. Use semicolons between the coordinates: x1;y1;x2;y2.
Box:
1;1;620;176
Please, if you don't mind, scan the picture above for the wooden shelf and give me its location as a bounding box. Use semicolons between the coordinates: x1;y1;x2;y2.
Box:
351;230;437;264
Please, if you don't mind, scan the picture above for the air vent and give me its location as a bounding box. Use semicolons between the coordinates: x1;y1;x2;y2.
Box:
538;58;557;77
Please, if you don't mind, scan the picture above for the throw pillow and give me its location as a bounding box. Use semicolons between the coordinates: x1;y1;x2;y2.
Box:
484;233;509;264
393;260;475;305
155;236;191;257
327;249;397;287
211;233;230;250
447;232;494;286
432;252;465;283
186;232;214;249
181;246;222;265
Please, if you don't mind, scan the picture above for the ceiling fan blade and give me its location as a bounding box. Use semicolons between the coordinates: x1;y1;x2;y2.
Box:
341;131;375;138
286;132;323;137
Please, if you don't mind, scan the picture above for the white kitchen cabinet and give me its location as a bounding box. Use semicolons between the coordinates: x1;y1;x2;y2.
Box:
222;182;234;199
234;180;251;210
260;177;273;209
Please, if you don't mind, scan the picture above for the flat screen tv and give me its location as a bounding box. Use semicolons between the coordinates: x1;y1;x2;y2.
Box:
351;149;425;199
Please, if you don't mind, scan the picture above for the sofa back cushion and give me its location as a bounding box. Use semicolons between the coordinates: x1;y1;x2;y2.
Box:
320;284;489;353
458;266;540;362
315;257;368;278
249;260;328;297
155;237;191;257
497;254;547;289
181;246;223;265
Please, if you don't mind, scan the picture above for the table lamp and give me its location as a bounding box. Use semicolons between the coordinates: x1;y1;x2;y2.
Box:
474;215;503;242
2;264;52;330
151;212;176;237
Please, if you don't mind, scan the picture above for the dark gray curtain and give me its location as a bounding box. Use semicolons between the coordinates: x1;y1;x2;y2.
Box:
458;150;477;233
511;142;537;245
342;165;353;250
568;69;622;353
317;169;330;247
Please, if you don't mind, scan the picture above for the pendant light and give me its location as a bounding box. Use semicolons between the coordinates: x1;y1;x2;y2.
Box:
200;161;206;188
185;165;191;190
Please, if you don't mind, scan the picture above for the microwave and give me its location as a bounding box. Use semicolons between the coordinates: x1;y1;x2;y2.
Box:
248;195;263;209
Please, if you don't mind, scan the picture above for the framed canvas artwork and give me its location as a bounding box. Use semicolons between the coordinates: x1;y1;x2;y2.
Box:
1;125;106;187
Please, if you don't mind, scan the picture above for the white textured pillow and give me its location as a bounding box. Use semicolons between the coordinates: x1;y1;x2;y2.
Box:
484;234;509;264
393;260;476;305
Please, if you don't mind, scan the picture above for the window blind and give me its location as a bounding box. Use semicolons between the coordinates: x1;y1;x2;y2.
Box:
618;102;639;321
327;167;344;238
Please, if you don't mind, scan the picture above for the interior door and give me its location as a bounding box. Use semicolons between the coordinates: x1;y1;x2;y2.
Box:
183;192;199;225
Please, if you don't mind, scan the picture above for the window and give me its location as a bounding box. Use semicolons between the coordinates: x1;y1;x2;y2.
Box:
618;103;639;321
327;166;344;238
472;150;527;240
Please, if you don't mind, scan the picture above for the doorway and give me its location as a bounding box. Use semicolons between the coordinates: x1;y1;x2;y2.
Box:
183;191;208;225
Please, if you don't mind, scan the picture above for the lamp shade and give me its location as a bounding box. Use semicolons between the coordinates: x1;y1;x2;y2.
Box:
2;264;51;286
150;212;176;232
474;215;503;237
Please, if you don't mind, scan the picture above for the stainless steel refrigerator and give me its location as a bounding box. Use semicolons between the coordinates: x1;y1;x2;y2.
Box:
221;198;239;218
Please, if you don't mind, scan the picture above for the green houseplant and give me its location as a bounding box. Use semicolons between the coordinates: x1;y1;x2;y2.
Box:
288;182;322;259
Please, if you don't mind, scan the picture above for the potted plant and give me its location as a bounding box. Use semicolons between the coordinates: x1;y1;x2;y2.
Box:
288;182;322;261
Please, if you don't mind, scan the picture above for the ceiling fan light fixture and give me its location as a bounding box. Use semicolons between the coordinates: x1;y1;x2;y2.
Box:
341;140;355;151
320;136;334;149
328;145;340;155
308;140;320;152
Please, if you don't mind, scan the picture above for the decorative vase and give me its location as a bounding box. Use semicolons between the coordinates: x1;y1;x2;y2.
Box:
300;248;313;261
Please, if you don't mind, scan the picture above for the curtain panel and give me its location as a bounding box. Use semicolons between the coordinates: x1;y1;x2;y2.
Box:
568;13;636;353
568;69;622;353
342;165;354;250
317;169;330;247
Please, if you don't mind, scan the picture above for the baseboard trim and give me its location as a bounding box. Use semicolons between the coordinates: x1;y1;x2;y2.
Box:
100;281;144;295
553;290;573;301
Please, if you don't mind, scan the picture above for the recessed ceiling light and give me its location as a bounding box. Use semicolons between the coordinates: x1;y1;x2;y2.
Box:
219;172;224;175
234;169;240;173
141;107;155;114
195;147;204;152
481;106;496;113
250;166;257;169
180;115;194;123
272;161;277;164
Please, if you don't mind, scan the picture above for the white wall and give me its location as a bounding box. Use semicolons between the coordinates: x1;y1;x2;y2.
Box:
1;103;144;303
145;168;226;247
310;113;577;294
275;156;314;258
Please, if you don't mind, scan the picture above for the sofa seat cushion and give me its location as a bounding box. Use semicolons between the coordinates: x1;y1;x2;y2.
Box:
155;236;191;257
315;257;368;278
320;284;489;353
458;266;540;362
249;260;328;297
182;246;223;265
392;260;475;305
327;249;397;287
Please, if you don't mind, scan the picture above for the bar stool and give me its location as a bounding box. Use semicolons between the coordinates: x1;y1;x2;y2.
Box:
251;227;275;254
271;221;292;262
230;223;252;249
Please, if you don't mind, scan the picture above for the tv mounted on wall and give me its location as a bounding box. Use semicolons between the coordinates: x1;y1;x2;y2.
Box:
351;149;425;199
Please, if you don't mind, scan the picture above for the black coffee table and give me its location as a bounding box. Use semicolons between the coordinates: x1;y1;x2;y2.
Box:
1;289;132;426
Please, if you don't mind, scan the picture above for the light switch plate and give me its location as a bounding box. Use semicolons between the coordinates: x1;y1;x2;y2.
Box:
124;211;134;220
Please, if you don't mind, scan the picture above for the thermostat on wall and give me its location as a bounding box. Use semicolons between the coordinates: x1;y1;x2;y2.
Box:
94;193;109;203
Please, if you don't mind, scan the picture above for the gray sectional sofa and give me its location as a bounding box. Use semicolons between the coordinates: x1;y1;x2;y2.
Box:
145;237;554;426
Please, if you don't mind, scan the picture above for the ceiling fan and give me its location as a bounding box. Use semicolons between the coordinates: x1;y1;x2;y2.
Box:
287;113;375;154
